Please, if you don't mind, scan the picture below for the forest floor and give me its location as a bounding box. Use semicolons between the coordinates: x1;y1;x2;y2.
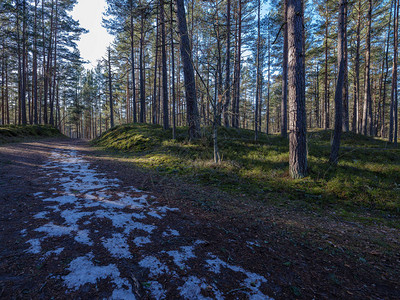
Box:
0;138;399;299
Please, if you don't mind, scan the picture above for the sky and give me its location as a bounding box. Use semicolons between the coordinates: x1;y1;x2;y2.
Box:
70;0;114;68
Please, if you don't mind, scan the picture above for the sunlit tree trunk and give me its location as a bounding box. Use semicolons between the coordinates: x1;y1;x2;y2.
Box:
288;0;307;178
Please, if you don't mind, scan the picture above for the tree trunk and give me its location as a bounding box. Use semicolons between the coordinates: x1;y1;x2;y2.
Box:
362;0;372;136
352;0;361;133
324;6;329;130
232;0;242;128
390;0;399;143
281;0;288;137
139;10;146;123
33;0;38;124
223;0;231;127
266;21;271;134
255;0;261;140
170;0;176;138
330;0;346;164
288;0;307;178
108;47;114;128
176;0;200;139
161;0;169;129
380;0;393;138
129;0;137;123
342;2;349;132
152;11;159;125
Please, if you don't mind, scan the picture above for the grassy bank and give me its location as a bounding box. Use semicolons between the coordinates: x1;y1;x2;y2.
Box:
0;125;63;144
92;123;400;227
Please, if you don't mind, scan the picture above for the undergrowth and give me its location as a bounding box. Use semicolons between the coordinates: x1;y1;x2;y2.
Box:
92;123;400;227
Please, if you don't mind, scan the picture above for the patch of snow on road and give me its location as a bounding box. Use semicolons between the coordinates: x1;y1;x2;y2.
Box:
139;256;169;277
63;253;134;298
178;276;223;300
102;233;131;259
162;228;180;237
33;211;48;219
206;255;271;299
133;236;152;247
146;281;166;299
166;241;204;269
26;238;41;254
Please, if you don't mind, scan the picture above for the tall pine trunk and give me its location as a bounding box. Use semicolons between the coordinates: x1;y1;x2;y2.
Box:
170;0;176;138
223;0;231;127
362;0;372;136
161;0;169;129
330;0;346;164
108;47;114;128
288;0;307;178
176;0;200;139
281;0;288;137
139;10;146;123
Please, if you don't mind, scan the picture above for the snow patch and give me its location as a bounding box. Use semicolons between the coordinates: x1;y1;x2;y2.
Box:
63;253;135;298
178;276;223;300
133;236;152;247
139;256;169;277
102;233;131;259
206;256;271;299
26;238;41;254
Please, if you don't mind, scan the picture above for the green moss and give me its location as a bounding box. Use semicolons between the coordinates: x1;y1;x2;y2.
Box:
0;125;63;144
92;124;400;227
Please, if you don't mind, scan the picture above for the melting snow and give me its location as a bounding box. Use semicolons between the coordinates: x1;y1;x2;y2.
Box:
26;238;41;254
102;233;131;259
133;236;152;247
63;253;134;298
178;276;223;300
22;147;272;299
139;256;169;277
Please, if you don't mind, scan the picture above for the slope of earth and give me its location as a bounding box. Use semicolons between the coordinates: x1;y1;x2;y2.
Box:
93;124;400;226
0;139;399;299
0;125;64;145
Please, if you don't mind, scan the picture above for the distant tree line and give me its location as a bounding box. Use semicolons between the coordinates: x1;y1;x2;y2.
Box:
0;0;398;178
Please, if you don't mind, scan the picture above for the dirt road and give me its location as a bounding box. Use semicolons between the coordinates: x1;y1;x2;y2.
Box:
0;140;275;299
1;139;400;299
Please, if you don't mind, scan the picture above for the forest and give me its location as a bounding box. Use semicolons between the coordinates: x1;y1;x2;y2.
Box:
0;0;398;177
1;0;400;299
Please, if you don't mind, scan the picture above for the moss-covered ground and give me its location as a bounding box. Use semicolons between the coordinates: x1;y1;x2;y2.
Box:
92;123;400;227
0;125;63;144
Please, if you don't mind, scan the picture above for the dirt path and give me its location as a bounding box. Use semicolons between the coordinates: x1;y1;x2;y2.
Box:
1;139;400;299
0;140;275;299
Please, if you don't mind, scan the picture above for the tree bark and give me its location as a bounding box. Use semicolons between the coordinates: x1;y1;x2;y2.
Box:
161;0;169;129
362;0;372;136
176;0;200;139
330;0;346;164
324;6;329;130
390;0;399;144
108;47;114;128
281;0;288;137
255;0;261;140
129;0;137;123
170;0;176;138
288;0;307;178
223;0;231;127
342;2;349;132
139;9;146;123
